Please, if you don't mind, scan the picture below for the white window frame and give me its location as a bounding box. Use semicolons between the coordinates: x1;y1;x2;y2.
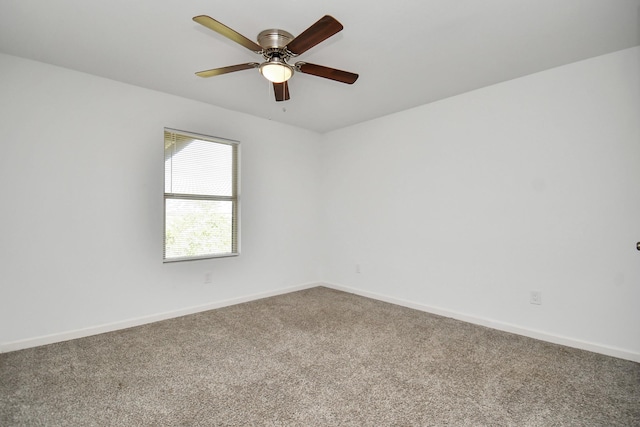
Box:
163;128;240;262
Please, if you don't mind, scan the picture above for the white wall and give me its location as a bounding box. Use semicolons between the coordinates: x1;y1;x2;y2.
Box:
2;47;639;362
320;47;640;361
0;53;322;348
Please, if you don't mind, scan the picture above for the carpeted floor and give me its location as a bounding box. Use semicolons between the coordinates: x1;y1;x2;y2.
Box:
1;286;639;426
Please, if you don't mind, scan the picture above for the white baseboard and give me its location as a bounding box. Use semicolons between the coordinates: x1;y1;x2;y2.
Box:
0;282;320;353
4;281;638;363
321;282;640;363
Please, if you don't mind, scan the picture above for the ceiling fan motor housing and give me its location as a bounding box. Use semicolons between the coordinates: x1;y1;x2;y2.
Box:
257;29;294;50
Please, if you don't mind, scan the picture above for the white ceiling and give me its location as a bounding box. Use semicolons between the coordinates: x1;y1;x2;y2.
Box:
1;0;639;133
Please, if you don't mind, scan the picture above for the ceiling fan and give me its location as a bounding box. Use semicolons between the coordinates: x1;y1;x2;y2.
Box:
192;15;359;101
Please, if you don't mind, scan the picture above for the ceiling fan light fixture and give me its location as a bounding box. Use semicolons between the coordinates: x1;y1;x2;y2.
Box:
259;58;293;83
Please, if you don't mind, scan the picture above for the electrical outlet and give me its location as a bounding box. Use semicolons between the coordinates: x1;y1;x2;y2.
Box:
356;264;361;274
204;272;212;284
530;291;542;305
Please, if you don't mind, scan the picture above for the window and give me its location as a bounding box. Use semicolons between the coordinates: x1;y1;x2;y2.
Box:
164;128;239;261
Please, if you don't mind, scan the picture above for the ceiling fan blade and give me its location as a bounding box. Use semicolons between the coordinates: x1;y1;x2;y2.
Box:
287;15;343;55
295;62;359;84
193;15;263;52
273;81;290;102
195;63;259;78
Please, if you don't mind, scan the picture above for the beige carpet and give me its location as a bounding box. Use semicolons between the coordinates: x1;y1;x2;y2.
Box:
1;286;639;426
